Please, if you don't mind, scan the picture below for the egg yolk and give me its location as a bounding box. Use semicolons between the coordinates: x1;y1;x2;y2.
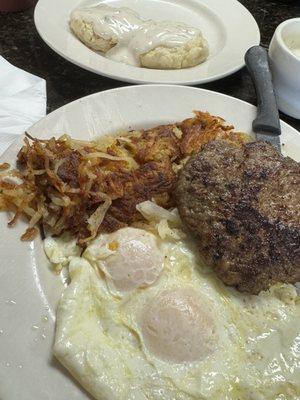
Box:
141;288;217;363
100;228;164;291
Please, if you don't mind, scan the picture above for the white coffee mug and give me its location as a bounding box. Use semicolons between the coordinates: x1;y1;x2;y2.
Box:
269;18;300;119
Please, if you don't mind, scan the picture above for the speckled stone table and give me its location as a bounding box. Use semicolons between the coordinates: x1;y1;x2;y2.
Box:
0;0;300;130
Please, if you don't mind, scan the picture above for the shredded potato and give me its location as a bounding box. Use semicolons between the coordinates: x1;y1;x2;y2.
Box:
0;111;248;245
0;163;10;171
136;200;181;226
136;200;185;241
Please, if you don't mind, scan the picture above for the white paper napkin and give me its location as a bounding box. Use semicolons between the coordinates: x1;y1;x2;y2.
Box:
0;56;47;156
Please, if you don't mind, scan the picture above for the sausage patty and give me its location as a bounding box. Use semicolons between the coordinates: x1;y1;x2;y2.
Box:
175;139;300;294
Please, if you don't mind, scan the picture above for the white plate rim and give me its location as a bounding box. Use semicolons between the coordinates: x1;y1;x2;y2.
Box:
34;0;260;85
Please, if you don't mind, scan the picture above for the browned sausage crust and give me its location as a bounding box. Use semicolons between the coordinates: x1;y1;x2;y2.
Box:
176;139;300;294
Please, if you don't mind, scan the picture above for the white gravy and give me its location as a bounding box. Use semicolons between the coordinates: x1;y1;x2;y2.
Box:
71;4;203;66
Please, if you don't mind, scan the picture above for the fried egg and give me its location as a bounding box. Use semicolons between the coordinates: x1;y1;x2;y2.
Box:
51;226;300;400
83;227;164;293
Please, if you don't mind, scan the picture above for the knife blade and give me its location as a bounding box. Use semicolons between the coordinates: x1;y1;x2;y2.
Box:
245;45;281;152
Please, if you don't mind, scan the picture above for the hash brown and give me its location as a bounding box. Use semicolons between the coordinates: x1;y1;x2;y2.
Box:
0;112;247;244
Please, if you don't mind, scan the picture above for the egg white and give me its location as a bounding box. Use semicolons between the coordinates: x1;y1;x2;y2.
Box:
51;228;300;400
44;233;81;272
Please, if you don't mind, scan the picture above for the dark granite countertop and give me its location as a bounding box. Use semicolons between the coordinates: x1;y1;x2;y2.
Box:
0;0;300;131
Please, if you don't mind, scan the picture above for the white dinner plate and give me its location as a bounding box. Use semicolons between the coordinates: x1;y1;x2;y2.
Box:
0;85;299;400
34;0;260;85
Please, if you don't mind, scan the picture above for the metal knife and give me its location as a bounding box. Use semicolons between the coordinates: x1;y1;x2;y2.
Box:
245;45;281;152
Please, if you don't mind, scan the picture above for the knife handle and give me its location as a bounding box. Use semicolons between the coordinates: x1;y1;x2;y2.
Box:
245;45;281;136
